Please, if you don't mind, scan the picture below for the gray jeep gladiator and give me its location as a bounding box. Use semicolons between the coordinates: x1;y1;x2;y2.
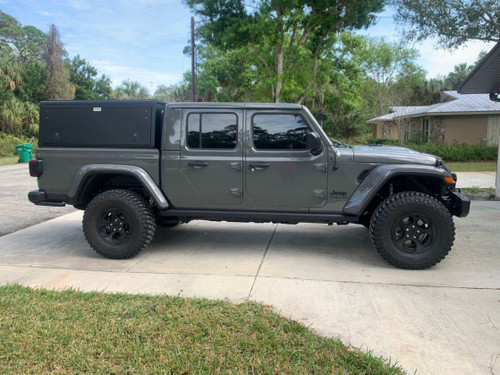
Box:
28;100;469;269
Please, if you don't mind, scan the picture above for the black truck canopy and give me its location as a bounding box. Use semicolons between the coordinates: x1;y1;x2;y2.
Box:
39;100;165;148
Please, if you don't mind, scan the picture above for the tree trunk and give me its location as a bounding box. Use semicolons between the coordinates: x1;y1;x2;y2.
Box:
275;44;284;103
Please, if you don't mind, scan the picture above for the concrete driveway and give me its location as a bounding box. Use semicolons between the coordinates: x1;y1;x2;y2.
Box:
0;164;74;237
455;171;496;188
0;201;498;375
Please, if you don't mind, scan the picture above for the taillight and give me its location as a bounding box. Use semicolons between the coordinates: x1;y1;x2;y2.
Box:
29;159;43;177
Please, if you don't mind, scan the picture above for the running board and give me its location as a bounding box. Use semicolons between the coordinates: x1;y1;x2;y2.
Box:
159;209;358;224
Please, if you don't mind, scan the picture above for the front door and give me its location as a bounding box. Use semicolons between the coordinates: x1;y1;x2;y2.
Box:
245;110;328;210
180;109;243;206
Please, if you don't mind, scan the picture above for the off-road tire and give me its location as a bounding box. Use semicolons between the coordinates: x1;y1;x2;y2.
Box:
369;191;455;269
83;189;156;259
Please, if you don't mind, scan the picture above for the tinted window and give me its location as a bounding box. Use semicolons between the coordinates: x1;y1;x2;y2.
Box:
252;114;310;150
187;113;237;149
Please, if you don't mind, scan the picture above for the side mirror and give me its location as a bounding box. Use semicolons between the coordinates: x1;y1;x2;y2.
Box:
306;132;322;154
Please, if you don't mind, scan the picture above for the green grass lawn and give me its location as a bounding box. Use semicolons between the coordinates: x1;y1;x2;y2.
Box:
0;156;19;166
447;161;497;172
0;285;404;374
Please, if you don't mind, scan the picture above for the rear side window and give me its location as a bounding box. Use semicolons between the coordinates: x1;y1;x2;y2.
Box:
252;114;310;150
187;113;237;149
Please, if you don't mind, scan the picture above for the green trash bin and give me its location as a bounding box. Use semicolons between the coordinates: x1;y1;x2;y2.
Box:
15;144;33;163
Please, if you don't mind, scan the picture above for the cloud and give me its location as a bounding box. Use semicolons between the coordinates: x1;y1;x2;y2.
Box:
64;0;90;11
416;39;497;77
89;60;182;90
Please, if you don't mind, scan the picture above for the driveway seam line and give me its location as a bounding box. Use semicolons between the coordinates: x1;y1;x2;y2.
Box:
247;224;278;299
0;264;498;291
125;248;156;272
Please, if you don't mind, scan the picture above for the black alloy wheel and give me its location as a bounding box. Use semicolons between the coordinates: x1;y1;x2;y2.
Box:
97;209;133;246
391;213;434;254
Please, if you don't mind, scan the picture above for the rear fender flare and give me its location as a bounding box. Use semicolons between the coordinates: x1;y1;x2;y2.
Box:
343;164;449;216
68;164;169;209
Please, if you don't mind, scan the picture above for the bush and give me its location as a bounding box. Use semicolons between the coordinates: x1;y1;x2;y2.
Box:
0;97;39;136
0;132;37;157
366;139;498;162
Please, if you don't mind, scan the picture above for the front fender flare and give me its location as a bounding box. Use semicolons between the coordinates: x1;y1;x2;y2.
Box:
67;164;169;209
343;164;450;216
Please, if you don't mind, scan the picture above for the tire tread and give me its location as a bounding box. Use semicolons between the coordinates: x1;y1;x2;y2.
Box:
369;191;455;269
83;189;156;259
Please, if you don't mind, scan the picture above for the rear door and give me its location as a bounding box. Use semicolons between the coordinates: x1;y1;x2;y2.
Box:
180;109;243;207
244;110;328;210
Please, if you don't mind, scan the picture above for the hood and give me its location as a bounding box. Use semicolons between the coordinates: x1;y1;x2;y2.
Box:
352;145;438;166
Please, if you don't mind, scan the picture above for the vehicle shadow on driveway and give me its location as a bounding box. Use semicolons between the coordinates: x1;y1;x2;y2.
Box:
0;215;390;275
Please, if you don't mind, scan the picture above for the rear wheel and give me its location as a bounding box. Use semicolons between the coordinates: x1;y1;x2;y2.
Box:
83;189;156;259
369;191;455;269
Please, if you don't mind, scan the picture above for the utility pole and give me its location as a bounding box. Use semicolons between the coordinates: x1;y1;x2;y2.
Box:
190;16;197;102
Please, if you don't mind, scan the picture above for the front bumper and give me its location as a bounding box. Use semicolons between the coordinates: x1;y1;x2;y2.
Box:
448;190;470;217
28;190;65;207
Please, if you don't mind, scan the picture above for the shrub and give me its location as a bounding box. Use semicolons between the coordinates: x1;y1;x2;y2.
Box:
0;97;39;136
0;132;37;157
365;139;498;162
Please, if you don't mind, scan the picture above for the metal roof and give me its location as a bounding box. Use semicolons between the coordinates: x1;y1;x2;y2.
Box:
459;42;500;95
368;91;500;123
366;107;427;122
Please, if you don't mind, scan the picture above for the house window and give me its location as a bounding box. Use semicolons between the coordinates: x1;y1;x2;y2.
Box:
422;118;431;142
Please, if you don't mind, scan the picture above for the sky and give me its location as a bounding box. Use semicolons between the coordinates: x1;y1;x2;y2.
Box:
1;0;497;93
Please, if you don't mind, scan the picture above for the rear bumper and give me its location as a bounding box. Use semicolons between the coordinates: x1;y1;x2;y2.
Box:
28;190;65;207
448;190;470;218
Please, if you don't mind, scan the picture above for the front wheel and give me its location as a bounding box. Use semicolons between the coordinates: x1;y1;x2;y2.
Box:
369;192;455;269
83;189;156;259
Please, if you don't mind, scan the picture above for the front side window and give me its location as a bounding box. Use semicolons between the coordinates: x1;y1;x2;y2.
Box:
187;113;237;149
252;114;310;150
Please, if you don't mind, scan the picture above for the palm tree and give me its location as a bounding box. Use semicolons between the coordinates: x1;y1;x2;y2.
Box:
0;52;23;91
112;80;150;99
445;63;473;90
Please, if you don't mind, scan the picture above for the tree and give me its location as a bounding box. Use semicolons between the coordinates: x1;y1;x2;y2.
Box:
154;84;189;102
392;0;500;48
112;80;150;99
358;38;425;115
0;50;22;94
68;55;112;99
444;63;474;90
16;61;47;103
185;0;385;103
44;24;74;100
0;10;46;64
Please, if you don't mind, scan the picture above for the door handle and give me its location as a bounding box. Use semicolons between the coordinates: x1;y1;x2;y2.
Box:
188;161;208;168
249;163;270;172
